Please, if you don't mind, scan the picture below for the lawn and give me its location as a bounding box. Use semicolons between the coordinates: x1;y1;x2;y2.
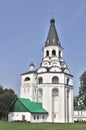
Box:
0;121;86;130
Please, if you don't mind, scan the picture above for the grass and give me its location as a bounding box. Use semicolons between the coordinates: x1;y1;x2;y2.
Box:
0;121;86;130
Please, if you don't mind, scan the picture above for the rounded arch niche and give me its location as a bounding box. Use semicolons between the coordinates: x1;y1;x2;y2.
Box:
37;88;43;103
52;76;59;84
38;77;43;84
52;88;59;122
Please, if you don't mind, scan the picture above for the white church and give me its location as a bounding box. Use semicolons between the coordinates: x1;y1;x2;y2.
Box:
8;18;74;123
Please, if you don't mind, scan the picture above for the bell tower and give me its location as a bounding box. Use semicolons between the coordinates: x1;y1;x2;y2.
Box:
41;18;67;69
19;18;73;123
37;18;73;122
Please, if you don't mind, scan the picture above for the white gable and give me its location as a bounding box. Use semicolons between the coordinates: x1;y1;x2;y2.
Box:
49;67;61;72
64;68;70;74
37;67;47;73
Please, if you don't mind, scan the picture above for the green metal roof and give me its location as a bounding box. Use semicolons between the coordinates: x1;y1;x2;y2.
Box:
74;105;86;111
10;98;48;114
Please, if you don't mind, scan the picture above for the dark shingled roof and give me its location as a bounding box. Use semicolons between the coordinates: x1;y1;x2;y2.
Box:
45;18;61;47
21;70;37;75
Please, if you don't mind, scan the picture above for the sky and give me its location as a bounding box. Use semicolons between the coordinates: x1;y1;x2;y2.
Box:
0;0;86;96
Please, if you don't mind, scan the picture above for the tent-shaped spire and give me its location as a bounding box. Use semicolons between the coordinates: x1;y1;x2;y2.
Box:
45;18;61;47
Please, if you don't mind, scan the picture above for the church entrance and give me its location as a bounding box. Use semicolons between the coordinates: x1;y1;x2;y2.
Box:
22;115;25;121
52;88;59;122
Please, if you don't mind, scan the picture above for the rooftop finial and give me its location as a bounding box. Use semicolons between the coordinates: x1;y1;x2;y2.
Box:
50;18;55;25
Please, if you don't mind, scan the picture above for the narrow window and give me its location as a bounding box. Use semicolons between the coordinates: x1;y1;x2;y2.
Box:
43;115;45;119
37;115;39;120
52;50;56;56
67;78;69;85
46;50;49;56
34;115;36;120
38;77;43;84
59;51;61;58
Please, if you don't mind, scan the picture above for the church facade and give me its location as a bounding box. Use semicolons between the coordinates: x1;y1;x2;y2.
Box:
8;18;73;123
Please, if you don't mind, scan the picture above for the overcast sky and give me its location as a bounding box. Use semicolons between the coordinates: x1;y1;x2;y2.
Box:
0;0;86;96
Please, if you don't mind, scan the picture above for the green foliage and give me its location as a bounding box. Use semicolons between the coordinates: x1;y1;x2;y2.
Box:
0;85;17;120
73;71;86;107
0;121;86;130
79;71;86;96
83;96;86;106
73;96;79;107
76;71;86;106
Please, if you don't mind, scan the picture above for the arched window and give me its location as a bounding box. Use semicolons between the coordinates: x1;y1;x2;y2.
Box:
52;88;58;96
46;50;49;56
52;76;59;83
67;78;69;85
59;51;61;58
52;50;56;56
24;77;30;81
38;77;43;84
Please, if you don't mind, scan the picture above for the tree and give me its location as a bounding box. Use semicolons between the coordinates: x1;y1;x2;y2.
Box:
74;96;78;106
0;85;3;94
79;71;86;96
83;96;86;106
73;71;86;107
0;85;17;120
78;71;86;106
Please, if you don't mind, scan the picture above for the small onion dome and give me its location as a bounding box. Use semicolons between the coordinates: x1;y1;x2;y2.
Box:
50;18;55;25
29;63;35;67
29;63;35;71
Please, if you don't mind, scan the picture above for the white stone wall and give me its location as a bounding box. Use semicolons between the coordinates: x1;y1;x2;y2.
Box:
20;73;37;101
19;70;73;123
8;112;48;123
8;112;31;122
68;88;74;122
31;114;48;123
74;110;86;122
43;46;63;58
37;72;73;123
58;85;65;122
